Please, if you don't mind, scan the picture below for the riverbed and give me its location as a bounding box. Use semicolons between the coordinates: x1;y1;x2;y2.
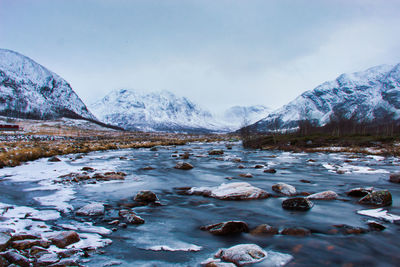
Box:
1;142;399;266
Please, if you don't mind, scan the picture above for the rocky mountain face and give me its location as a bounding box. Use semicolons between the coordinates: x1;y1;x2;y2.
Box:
0;48;96;121
90;89;271;132
249;63;400;132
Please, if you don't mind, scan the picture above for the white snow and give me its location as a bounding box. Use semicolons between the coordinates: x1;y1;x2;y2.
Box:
357;208;400;223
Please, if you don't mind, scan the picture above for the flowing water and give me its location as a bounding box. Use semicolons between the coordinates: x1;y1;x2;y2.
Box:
1;142;400;266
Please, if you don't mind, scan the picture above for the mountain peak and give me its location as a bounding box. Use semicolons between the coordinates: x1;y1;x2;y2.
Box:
0;48;96;120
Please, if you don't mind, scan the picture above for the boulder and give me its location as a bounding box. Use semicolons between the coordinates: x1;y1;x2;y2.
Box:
272;183;296;196
333;224;368;235
30;245;48;256
119;209;145;224
282;198;314;211
76;202;105;216
134;190;158;203
50;231;80;248
188;182;270;200
35;252;60;266
10;233;40;241
11;239;50;250
209;150;224;155
281;227;311;236
367;221;386;231
0;233;11;251
1;251;30;267
264;168;276;174
214;244;267;266
358;190;392;207
389;173;400;183
174;162;194;170
250;224;279;236
201;221;249;235
239;173;253;178
307;191;338;200
201;258;236;267
346;187;373;197
48;156;61;162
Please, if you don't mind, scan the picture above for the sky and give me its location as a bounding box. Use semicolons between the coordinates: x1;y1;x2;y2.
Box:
1;0;400;113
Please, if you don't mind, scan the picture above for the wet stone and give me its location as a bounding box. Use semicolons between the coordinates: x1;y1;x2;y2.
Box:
307;190;338;200
214;244;267;266
35;252;60;266
174;162;194;170
76;202;105;216
346;187;373;198
333;224;369;235
0;255;9;266
81;167;95;172
119;209;145;224
281;227;311;236
358;190;392;207
209;149;224;155
11;239;49;250
239;173;253;178
48;156;61;162
264;168;277;174
250;224;279;236
1;251;30;267
50;231;80;248
30;245;48;256
389;173;400;183
0;233;11;251
282;198;314;211
367;221;386;231
134;190;158;203
49;258;82;267
201;221;249;235
272;183;297;196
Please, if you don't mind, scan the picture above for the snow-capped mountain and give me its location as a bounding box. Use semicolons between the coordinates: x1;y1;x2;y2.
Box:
0;48;96;121
90;89;225;132
90;89;272;132
220;105;272;129
249;63;400;132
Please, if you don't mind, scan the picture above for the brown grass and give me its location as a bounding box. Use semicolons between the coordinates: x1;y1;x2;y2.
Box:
0;132;232;168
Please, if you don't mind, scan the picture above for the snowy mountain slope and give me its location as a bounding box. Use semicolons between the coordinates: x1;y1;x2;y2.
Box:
250;63;400;132
90;89;271;132
219;105;272;129
0;48;96;121
90;89;225;132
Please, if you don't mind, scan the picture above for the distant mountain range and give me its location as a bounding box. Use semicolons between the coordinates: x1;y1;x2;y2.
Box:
2;48;398;135
89;89;270;132
0;48;96;121
248;63;400;132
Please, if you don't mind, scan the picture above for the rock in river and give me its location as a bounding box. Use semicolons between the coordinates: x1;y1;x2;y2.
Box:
307;190;338;200
119;209;145;224
346;187;373;197
272;183;296;196
174;162;194;170
49;231;80;248
281;227;311;236
200;221;249;235
214;244;267;266
282;198;314;211
358;190;392;207
209;149;224;155
389;173;400;183
134;190;158;203
76;202;105;216
250;224;279;236
188;182;270;200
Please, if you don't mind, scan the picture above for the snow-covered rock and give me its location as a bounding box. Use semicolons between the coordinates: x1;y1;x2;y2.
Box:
357;208;400;223
250;63;400;132
188;182;270;200
0;49;96;121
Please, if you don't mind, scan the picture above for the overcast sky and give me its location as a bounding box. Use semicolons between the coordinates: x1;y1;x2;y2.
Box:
1;0;400;113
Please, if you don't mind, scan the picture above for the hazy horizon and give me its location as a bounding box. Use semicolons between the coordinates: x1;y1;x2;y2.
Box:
1;0;400;113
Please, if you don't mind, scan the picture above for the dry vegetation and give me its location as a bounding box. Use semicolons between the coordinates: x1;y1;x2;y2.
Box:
0;130;231;168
